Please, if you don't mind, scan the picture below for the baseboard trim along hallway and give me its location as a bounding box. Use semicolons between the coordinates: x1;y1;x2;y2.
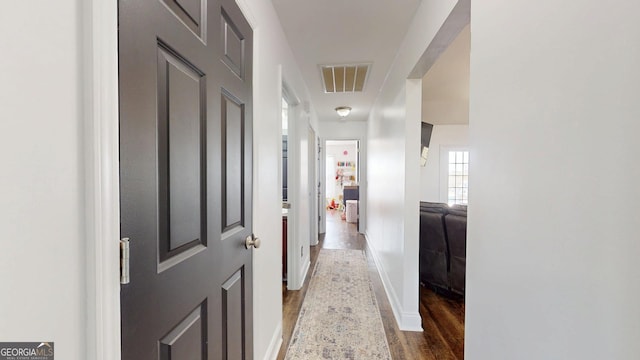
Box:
263;321;283;360
365;233;424;332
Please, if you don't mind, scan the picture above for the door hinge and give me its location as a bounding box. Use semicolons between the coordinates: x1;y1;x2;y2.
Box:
120;237;130;285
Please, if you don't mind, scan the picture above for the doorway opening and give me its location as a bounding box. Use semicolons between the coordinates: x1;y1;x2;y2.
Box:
282;95;290;282
416;20;470;359
279;83;314;291
324;140;360;230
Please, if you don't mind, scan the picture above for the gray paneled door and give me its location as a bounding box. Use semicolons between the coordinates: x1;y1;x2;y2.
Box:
118;0;254;358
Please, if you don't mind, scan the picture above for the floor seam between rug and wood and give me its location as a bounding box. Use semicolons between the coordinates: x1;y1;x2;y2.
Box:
284;249;392;360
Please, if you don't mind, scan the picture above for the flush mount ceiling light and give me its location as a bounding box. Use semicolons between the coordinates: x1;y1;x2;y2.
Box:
335;106;352;118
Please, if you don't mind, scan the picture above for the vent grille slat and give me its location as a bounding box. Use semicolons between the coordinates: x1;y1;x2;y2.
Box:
355;65;367;92
320;63;370;93
345;66;356;91
322;67;334;93
334;67;344;92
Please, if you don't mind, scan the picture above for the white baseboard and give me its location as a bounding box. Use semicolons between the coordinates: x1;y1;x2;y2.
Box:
288;257;310;291
261;321;283;360
400;313;424;332
300;258;310;286
365;233;423;332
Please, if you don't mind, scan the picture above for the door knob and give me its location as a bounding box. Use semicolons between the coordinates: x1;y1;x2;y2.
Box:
245;235;261;249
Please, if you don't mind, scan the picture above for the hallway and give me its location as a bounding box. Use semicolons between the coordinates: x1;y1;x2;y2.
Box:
278;210;465;359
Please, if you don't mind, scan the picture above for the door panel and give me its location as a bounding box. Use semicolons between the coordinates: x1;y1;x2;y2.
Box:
161;0;206;39
119;0;253;357
222;270;245;359
159;302;207;360
157;43;207;259
221;92;244;232
221;11;245;78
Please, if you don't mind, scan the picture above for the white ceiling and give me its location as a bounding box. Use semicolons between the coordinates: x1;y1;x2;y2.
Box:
421;24;470;125
272;0;422;122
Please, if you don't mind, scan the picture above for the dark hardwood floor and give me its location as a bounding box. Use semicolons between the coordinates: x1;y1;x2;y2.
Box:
278;210;465;359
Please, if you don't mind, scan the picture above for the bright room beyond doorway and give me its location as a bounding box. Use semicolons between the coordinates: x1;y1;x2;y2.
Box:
324;140;359;229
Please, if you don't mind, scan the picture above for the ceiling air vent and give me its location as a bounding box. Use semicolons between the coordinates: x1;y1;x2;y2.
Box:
320;63;371;93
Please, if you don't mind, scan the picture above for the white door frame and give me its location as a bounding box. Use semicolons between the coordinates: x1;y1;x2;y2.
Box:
84;1;121;359
308;126;318;246
319;138;366;234
281;81;299;290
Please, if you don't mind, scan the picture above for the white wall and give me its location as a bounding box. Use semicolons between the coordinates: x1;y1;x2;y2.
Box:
319;120;367;137
0;1;86;359
326;142;357;167
421;125;469;202
236;0;317;358
366;0;458;331
466;0;640;358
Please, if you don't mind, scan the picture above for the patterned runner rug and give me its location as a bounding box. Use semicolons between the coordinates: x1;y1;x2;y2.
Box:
285;249;392;360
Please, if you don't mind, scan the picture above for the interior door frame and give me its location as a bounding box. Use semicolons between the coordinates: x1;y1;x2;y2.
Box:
84;0;258;358
308;126;318;246
281;80;311;291
319;138;366;234
84;1;122;358
281;82;298;288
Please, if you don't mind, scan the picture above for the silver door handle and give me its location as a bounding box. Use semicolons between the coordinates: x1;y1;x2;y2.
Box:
245;235;261;249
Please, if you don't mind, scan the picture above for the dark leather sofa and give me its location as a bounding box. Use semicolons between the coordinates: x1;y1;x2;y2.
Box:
419;202;467;295
419;202;450;290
